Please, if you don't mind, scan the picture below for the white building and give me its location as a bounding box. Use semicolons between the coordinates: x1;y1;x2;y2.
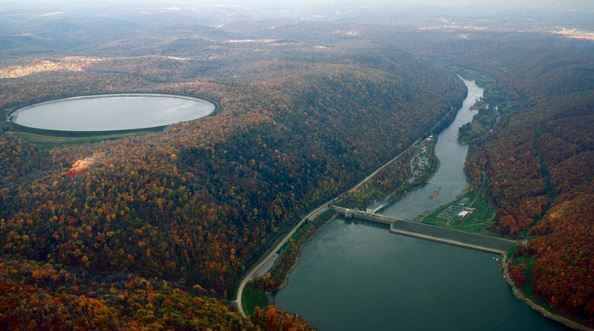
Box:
458;210;470;218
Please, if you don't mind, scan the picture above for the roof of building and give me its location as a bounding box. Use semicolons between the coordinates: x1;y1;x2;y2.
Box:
458;210;470;217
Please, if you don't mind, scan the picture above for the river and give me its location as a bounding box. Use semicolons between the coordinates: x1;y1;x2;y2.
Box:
274;79;567;330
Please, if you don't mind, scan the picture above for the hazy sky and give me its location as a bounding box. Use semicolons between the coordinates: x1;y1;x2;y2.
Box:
3;0;593;11
2;0;593;30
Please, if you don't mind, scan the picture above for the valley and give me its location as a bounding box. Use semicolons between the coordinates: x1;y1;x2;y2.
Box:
0;2;592;330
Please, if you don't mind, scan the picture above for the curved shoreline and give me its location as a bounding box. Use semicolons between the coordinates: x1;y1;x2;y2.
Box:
6;93;219;136
502;256;593;331
235;202;334;316
271;213;338;303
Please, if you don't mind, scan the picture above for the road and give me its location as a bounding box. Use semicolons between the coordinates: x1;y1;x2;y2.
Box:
234;199;333;316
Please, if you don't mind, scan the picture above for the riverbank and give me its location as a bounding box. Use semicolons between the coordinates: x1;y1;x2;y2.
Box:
235;200;334;317
421;173;497;235
502;255;593;331
336;134;439;212
242;209;338;315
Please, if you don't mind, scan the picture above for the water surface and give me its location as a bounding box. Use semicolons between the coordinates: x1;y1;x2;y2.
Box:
10;94;215;132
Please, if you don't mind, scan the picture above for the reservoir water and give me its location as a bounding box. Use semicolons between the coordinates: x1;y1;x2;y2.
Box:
10;93;215;132
275;79;567;330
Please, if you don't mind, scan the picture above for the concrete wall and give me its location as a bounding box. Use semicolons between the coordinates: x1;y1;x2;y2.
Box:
332;206;517;253
392;220;517;253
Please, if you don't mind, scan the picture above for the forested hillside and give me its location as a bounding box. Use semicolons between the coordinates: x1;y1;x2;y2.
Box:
0;33;464;328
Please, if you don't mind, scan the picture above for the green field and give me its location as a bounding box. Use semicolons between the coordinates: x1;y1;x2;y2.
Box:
6;131;154;149
242;284;268;316
422;186;497;235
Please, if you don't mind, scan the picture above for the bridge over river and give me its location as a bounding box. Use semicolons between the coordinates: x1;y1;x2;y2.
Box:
332;206;518;254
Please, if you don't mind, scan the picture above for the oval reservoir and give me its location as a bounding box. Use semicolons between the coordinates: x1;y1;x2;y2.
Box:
9;94;216;132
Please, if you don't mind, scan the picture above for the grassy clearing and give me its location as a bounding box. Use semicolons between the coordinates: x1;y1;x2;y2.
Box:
510;255;555;311
422;186;497;235
242;284;268;316
7;131;152;149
